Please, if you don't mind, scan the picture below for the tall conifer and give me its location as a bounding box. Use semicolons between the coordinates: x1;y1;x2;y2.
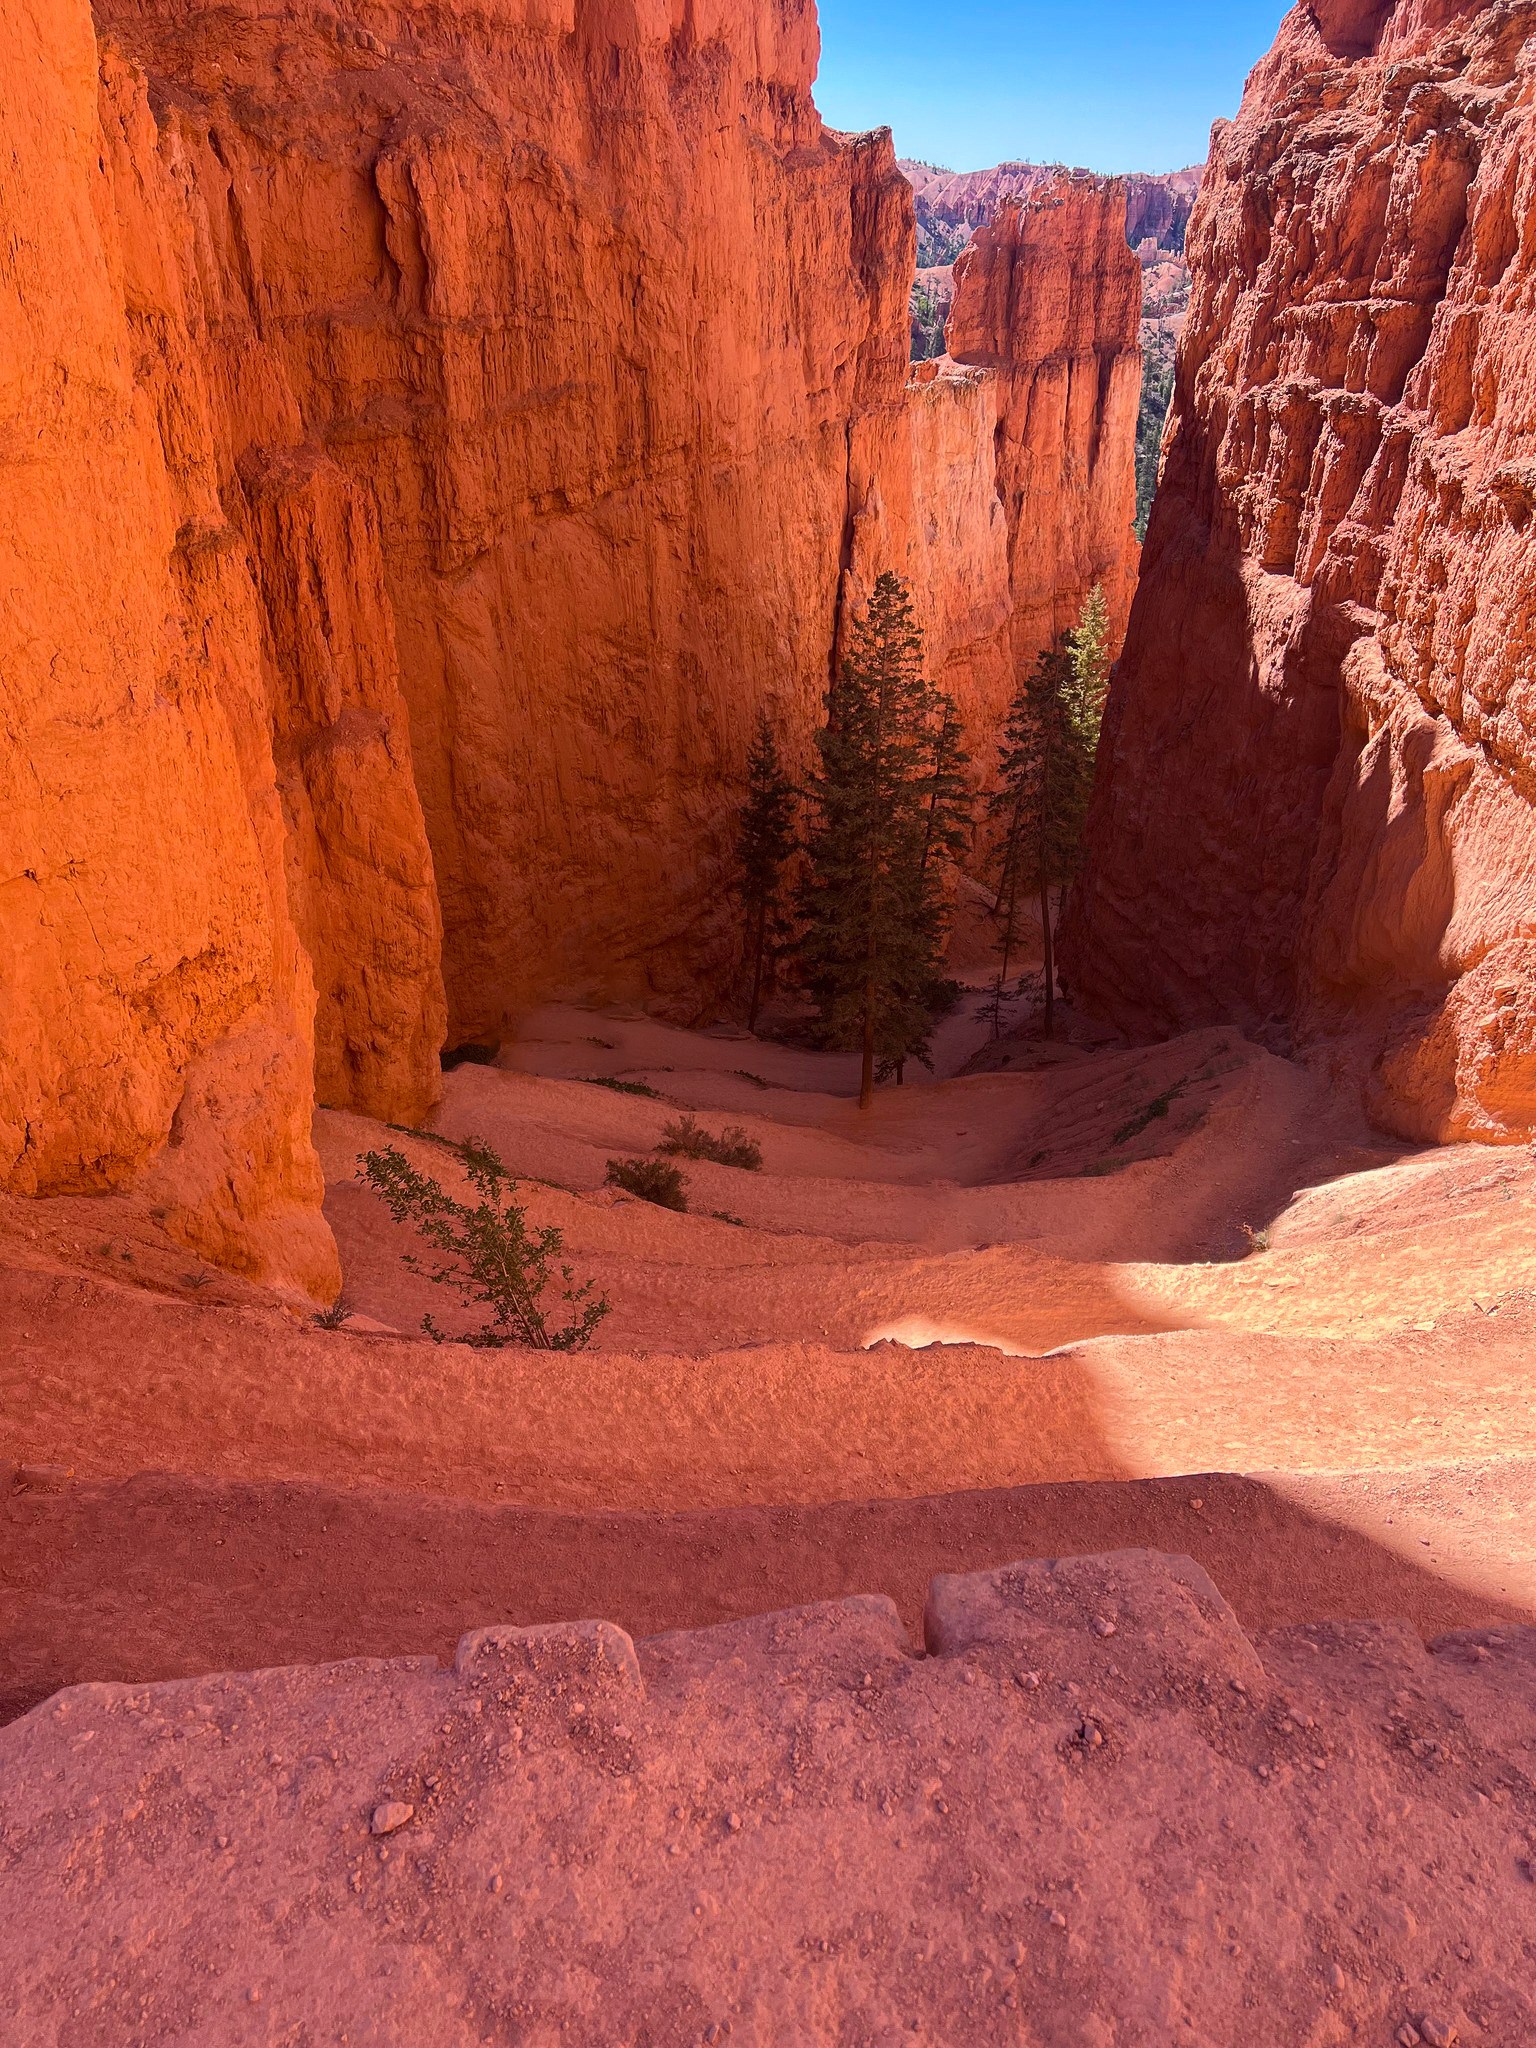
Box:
735;711;799;1030
798;573;951;1109
988;582;1110;1038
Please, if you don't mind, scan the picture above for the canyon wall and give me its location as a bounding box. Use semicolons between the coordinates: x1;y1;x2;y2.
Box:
92;0;962;1043
3;0;1141;1281
0;0;341;1295
1064;0;1536;1144
945;177;1144;667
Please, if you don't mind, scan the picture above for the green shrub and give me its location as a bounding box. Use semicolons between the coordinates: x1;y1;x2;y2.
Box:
360;1139;609;1351
606;1157;689;1211
586;1076;662;1099
657;1113;763;1172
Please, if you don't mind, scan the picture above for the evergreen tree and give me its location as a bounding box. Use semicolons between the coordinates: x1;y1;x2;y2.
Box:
988;585;1110;1039
919;689;973;879
735;710;799;1030
798;572;951;1109
1070;581;1113;717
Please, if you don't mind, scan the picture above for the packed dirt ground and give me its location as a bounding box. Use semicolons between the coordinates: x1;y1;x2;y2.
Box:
3;979;1535;1725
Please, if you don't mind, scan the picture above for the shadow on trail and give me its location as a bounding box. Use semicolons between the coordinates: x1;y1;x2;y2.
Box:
3;1465;1526;1727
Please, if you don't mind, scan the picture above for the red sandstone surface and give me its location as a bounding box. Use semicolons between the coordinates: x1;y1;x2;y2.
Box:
945;177;1144;655
2;0;1149;1279
1065;0;1536;1147
5;0;1536;2034
6;1553;1534;2042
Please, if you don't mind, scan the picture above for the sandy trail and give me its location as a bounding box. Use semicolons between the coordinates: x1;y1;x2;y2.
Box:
3;1001;1535;1717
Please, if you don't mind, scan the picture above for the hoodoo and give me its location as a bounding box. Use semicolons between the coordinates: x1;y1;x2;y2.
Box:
1063;0;1536;1144
945;175;1144;668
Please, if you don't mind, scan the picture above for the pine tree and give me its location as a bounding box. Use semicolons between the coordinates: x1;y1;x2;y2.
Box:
798;572;950;1109
735;711;799;1030
919;689;973;879
988;587;1109;1040
1070;581;1113;720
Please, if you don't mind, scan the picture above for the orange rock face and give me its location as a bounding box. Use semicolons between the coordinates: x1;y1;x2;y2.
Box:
91;0;932;1039
1065;0;1536;1144
3;0;1143;1281
946;176;1144;666
0;0;339;1296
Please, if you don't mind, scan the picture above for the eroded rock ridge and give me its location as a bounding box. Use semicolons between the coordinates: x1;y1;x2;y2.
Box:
1065;0;1536;1143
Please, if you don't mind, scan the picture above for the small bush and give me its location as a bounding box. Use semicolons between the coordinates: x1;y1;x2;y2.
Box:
314;1293;352;1330
657;1113;763;1172
606;1157;689;1211
733;1070;773;1090
712;1211;747;1227
1243;1224;1272;1255
1112;1082;1186;1149
586;1075;662;1100
360;1139;609;1351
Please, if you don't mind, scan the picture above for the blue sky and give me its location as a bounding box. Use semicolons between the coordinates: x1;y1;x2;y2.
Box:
813;0;1290;175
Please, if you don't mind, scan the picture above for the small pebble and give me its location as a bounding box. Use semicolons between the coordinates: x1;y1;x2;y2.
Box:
489;1873;503;1894
1092;1617;1117;1639
1419;2020;1458;2048
370;1801;414;1836
1397;2028;1421;2048
1048;1909;1067;1929
725;1812;743;1833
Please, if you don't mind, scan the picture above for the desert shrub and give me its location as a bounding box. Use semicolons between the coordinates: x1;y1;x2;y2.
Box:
657;1113;763;1172
1242;1224;1272;1255
606;1157;690;1211
587;1075;662;1099
360;1139;609;1351
313;1293;352;1330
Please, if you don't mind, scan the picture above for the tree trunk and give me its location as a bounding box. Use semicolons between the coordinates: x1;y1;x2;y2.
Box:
1040;881;1055;1039
747;900;767;1031
860;985;876;1109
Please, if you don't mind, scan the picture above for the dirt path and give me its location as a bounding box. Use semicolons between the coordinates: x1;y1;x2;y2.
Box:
3;1003;1534;1717
4;1460;1529;1726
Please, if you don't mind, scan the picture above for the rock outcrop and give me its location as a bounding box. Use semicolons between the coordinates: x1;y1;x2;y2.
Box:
5;1549;1534;2041
0;0;341;1296
1066;0;1536;1144
3;0;1146;1281
946;176;1144;663
903;158;1203;262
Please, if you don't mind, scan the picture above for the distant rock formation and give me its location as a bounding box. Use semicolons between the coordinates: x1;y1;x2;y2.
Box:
901;158;1203;266
6;1549;1533;2039
1064;0;1536;1145
944;176;1144;667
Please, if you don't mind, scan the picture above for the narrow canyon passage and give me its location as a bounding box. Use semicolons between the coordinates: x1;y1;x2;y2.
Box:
5;1000;1533;1727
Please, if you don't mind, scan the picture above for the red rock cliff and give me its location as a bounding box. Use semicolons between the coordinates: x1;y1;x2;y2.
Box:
2;0;1141;1281
1064;0;1536;1144
90;0;947;1041
0;0;343;1296
945;176;1143;672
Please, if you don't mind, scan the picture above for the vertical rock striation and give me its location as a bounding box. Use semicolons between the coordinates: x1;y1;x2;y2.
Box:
0;0;340;1295
945;175;1144;672
93;0;942;1038
3;0;1142;1280
1064;0;1536;1143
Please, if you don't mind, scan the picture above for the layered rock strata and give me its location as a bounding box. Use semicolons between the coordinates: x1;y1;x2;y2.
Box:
5;1550;1533;2040
1065;0;1536;1144
91;0;959;1040
3;0;1146;1279
0;0;342;1295
945;177;1144;665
